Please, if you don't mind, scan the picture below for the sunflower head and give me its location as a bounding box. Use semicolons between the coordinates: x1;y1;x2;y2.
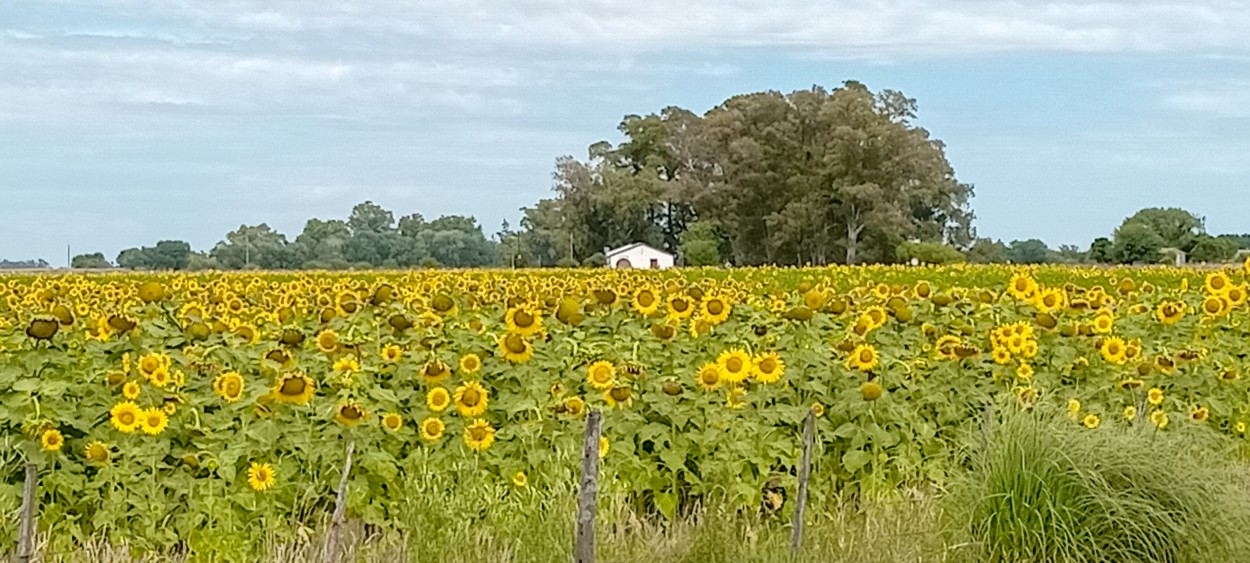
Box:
84;441;111;464
247;462;276;491
419;417;446;441
382;413;403;431
334;402;367;426
40;428;64;452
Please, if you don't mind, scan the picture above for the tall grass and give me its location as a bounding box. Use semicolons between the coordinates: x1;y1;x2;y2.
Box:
947;410;1250;562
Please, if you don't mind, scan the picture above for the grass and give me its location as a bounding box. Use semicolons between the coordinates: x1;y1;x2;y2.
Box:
946;410;1250;563
13;489;959;562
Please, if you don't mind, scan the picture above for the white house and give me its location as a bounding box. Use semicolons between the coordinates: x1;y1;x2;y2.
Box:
605;243;675;270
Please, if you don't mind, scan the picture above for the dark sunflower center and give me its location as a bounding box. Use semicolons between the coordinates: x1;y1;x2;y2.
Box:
514;310;533;327
707;300;725;315
225;379;241;395
432;295;454;312
342;406;362;420
505;335;527;353
760;359;776;373
281;377;306;396
726;358;743;372
610;387;631;401
701;370;719;385
469;427;487;441
859;350;874;363
638;292;655;307
672;299;689;312
120;412;136;425
461;389;481;406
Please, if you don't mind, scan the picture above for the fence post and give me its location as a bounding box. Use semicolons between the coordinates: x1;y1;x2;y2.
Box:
575;411;602;563
15;463;37;563
790;409;816;552
323;440;356;563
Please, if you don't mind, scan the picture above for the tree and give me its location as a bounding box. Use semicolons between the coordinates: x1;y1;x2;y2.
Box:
116;240;191;270
1007;239;1051;264
1088;237;1115;263
293;219;351;267
1112;223;1166;264
896;241;965;264
347;201;395;234
211;224;296;269
965;238;1010;263
1054;245;1088;264
1118;208;1205;253
680;220;722;266
1189;235;1239;263
71;253;110;269
521;81;973;267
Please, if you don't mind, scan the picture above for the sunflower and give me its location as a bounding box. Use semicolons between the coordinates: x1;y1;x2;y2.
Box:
110;401;142;433
459;353;482;374
505;305;544;337
632;288;661;316
1202;295;1230;317
1067;398;1081;417
122;380;141;400
430;293;457;316
1082;414;1101;429
427;387;451;412
334;401;367;426
137;352;171;383
1124;405;1137;421
846;344;880;372
272;372;316;405
513;471;528;487
666;295;694;319
1148;387;1164;406
419;417;445;441
420;360;452;384
753;352;784;384
565;395;587;417
991;347;1012;365
498;333;534;364
1091;312;1115;334
332;356;360;374
716;349;752;383
860;381;883;401
316;330;339;353
586;361;616;390
598;436;610;459
1150;410;1169;429
1016;363;1034;380
1191;406;1210;422
454;381;490;417
695;363;722;391
40;428;64;452
382;412;403;431
247;462;276;491
84;441;111;464
140;408;169;435
1155;301;1185;325
604;386;633;409
1008;272;1037;300
213;371;245;402
381;344;403;363
464;419;496;452
725;386;747;409
1100;336;1128;365
700;295;731;324
1205;271;1232;295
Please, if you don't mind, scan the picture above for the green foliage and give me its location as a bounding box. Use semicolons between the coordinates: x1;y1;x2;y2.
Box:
896;241;964;265
1189;235;1239;263
1119;207;1205;252
1112;222;1167;264
680;221;722;266
1088;237;1114;263
948;411;1250;563
70;253;111;269
1007;239;1051;264
116;240;192;270
520;81;974;266
965;238;1009;263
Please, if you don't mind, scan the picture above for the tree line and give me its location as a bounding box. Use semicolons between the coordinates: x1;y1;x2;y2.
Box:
44;81;1246;271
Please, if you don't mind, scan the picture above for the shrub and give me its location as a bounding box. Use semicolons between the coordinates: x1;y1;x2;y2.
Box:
947;410;1250;562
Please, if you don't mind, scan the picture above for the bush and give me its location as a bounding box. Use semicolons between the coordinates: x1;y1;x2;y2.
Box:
556;257;580;268
896;241;965;264
947;411;1250;562
581;253;605;268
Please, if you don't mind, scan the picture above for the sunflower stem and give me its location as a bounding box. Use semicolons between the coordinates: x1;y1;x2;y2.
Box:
15;463;37;563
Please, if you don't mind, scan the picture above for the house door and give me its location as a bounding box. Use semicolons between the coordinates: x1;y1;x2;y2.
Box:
615;258;632;269
649;258;659;269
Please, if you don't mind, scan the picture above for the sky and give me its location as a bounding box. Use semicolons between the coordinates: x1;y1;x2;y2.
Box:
3;0;1250;266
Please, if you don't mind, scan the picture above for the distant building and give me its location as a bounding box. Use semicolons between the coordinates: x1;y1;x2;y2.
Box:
604;243;674;270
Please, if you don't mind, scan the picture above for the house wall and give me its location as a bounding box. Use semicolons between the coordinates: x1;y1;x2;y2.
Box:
607;247;675;269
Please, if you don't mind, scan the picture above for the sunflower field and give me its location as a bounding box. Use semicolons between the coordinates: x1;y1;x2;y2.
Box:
3;264;1250;554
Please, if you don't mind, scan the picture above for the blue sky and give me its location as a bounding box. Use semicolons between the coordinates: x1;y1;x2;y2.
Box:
3;1;1249;265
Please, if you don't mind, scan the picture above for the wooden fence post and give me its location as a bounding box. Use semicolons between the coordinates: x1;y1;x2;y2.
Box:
790;410;816;553
575;411;602;563
323;440;356;563
15;463;37;563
